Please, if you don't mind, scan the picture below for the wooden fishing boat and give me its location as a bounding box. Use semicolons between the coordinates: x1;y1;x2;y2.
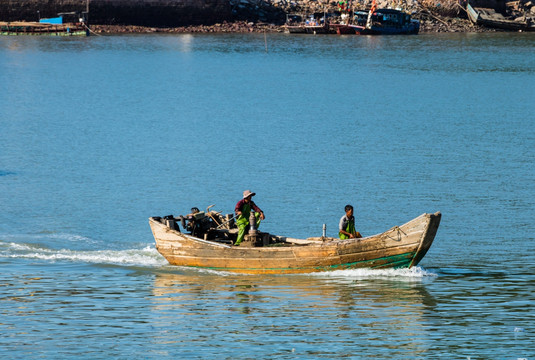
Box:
330;23;357;34
284;12;331;34
304;22;330;34
284;13;307;33
0;21;88;36
149;210;441;274
304;17;330;34
285;24;307;33
466;4;528;31
349;9;420;35
1;12;89;37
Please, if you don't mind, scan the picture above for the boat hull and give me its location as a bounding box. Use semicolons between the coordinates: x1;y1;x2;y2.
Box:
150;212;441;274
0;21;88;36
343;9;420;35
304;25;330;34
330;24;357;34
349;23;419;35
466;4;528;31
285;25;307;33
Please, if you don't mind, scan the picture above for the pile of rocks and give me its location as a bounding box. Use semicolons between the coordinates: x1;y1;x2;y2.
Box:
231;0;472;27
267;0;461;16
505;0;535;22
90;21;284;34
418;15;489;32
88;0;535;34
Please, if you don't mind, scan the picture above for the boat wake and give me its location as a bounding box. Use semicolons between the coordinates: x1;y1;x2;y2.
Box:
0;238;167;267
309;266;438;280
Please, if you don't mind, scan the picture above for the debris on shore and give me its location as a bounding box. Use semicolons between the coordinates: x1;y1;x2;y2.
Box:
88;18;500;35
90;22;283;34
88;0;535;34
4;0;533;35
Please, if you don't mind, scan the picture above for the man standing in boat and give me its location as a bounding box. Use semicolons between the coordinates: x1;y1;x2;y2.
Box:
339;205;362;239
234;190;265;246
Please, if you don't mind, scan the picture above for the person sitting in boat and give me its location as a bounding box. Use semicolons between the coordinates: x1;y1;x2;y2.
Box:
234;190;265;246
339;205;362;239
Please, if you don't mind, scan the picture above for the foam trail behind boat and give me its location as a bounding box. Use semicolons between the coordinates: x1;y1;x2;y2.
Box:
0;240;167;267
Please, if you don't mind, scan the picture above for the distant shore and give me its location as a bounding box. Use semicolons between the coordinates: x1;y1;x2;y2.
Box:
89;18;507;35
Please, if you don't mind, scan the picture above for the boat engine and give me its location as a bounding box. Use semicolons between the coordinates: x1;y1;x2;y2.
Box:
178;207;214;238
162;214;180;231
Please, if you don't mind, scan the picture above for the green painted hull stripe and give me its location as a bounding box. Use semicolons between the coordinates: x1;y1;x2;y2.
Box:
177;252;416;271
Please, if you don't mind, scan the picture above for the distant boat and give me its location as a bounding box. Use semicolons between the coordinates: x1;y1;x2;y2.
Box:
304;14;330;34
349;8;420;35
149;210;441;274
466;3;529;31
330;23;356;34
0;21;88;36
284;14;307;33
0;12;89;36
304;22;330;34
284;12;331;34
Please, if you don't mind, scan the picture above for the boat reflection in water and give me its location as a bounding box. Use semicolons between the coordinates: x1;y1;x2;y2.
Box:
149;269;437;355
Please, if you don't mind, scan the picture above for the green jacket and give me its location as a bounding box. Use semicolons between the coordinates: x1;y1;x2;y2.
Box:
339;216;355;240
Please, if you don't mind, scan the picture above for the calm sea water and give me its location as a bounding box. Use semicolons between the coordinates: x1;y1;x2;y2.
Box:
1;32;534;359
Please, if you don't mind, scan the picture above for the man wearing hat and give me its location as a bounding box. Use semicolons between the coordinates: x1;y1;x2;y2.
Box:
234;190;265;246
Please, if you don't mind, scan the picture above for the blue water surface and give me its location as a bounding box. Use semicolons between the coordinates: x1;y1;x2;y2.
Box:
1;32;534;359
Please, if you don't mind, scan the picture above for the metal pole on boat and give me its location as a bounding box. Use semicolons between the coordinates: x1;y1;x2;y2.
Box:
322;224;326;238
249;211;257;235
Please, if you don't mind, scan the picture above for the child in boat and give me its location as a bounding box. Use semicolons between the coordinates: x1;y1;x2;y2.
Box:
339;204;362;239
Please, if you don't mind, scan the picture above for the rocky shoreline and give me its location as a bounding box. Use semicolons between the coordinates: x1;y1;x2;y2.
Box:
89;17;505;35
86;0;534;34
4;0;533;34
